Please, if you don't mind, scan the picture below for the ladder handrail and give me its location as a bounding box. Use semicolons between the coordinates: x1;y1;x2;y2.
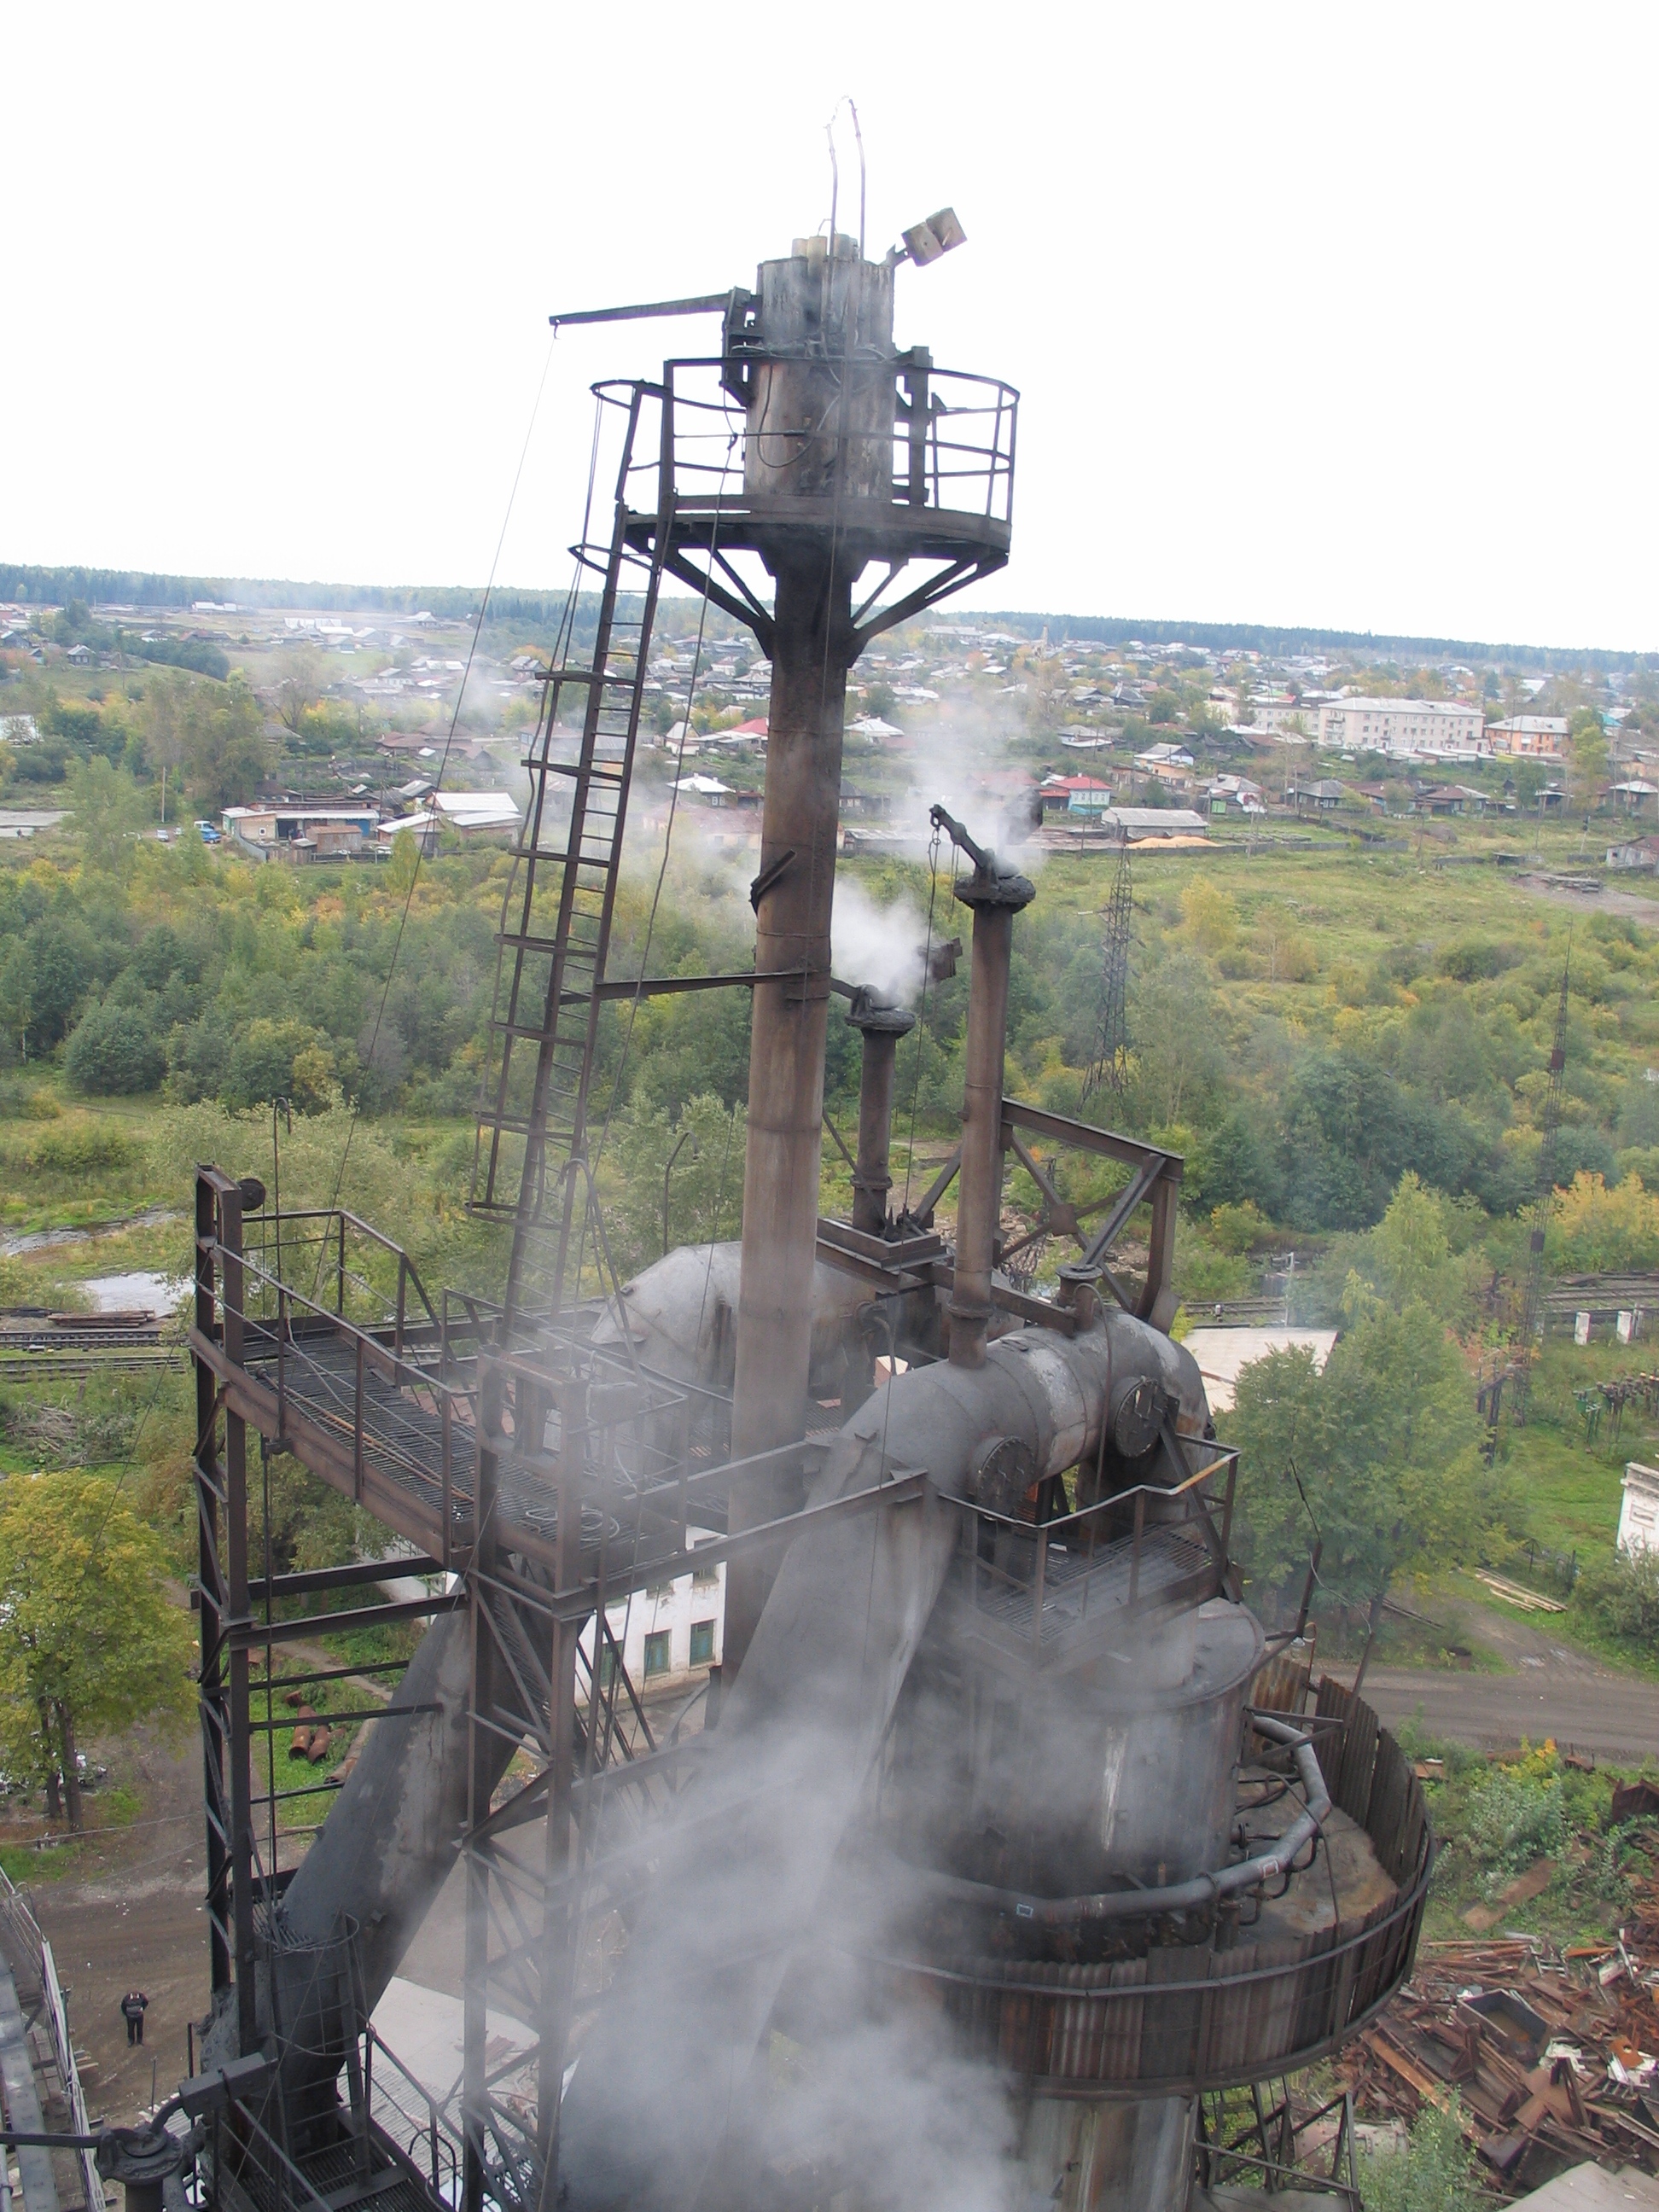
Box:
471;380;669;1332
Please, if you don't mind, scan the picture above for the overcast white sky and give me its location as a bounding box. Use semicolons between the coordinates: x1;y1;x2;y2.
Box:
5;5;1656;650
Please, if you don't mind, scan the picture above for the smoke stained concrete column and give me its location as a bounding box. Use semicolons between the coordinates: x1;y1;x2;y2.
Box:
724;547;855;1679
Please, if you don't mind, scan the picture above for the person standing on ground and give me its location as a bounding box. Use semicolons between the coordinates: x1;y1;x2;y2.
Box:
119;1991;148;2046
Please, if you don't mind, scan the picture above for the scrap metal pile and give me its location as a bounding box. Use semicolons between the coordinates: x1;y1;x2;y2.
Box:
1345;1911;1659;2193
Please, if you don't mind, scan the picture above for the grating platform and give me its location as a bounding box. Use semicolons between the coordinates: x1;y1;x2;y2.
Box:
940;1521;1220;1673
227;1320;723;1595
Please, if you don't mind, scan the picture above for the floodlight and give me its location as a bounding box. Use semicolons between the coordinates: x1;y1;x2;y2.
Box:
896;207;966;268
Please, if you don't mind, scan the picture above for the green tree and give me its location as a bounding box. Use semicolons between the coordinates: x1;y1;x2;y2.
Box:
602;1092;748;1274
0;1473;194;1831
1227;1300;1489;1616
1368;1172;1475;1323
180;675;270;809
1023;655;1068;736
65;755;147;874
1179;876;1237;956
141;669;189;825
65;1000;166;1094
1568;706;1609;814
1126;953;1224;1128
385;827;421;895
276;645;324;734
0;939;32;1062
20;913;101;1049
40;695;105;747
224;1018;330;1112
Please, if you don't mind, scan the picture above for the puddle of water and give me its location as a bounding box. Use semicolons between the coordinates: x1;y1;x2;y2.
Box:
0;1206;180;1261
82;1272;190;1315
0;1226;91;1258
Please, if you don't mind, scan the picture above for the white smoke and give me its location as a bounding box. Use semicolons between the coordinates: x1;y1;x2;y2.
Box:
876;696;1047;880
830;874;932;1004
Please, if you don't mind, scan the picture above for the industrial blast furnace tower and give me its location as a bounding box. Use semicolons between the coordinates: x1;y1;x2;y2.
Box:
184;216;1431;2212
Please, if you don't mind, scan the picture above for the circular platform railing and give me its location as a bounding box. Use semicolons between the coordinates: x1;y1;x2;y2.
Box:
867;1679;1432;2099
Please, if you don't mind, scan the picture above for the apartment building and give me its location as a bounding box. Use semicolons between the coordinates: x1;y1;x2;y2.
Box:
1317;697;1486;760
1240;693;1320;735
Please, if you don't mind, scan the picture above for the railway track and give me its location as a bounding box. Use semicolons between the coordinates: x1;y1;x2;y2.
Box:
0;1308;182;1382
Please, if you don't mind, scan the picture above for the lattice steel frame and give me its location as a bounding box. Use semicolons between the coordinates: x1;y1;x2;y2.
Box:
1082;828;1132;1101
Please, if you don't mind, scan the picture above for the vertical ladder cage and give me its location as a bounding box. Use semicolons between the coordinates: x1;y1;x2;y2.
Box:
470;382;667;1337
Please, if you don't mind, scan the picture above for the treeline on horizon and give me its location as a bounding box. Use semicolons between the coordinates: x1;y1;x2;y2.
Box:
5;562;1657;672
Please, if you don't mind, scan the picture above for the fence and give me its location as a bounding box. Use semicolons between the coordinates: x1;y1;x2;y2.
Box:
0;1868;103;2211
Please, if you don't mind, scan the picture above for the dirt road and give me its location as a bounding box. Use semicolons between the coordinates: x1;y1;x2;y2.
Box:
1332;1602;1659;1762
19;1732;208;2128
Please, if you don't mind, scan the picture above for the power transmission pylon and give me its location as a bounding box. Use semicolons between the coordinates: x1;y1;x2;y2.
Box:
1513;945;1571;1424
1082;827;1132;1101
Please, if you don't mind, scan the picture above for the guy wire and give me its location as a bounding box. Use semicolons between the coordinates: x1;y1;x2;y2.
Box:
311;329;560;1300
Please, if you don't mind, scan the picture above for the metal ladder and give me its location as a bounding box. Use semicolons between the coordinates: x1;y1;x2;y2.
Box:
471;385;664;1332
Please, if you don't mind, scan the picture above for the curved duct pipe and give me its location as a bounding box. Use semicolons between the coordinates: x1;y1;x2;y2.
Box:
883;1712;1330;1930
214;1604;528;2137
554;1301;1209;2212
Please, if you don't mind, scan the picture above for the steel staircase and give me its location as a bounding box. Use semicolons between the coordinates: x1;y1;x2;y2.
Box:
471;387;665;1331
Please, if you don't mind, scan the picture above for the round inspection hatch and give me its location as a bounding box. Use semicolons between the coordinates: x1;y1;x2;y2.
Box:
1111;1375;1163;1460
972;1434;1039;1518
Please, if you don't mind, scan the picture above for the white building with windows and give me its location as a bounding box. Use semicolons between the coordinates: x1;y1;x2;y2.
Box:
1317;698;1487;760
1240;694;1321;736
579;1543;726;1695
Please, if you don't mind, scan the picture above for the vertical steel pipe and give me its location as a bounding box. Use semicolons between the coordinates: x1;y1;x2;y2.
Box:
194;1173;231;2005
847;992;915;1236
219;1184;258;2055
948;864;1034;1368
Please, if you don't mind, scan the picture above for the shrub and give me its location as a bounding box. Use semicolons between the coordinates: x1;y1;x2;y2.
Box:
1576;1547;1659;1644
1358;2100;1482;2212
1174;1235;1251;1305
1461;1755;1565;1886
1437;937;1518;982
64;1001;165;1095
1547;1172;1659;1272
224;1019;329;1113
0;1080;59;1122
1208;1200;1271;1254
1552;1122;1619;1187
27;1119;138;1173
